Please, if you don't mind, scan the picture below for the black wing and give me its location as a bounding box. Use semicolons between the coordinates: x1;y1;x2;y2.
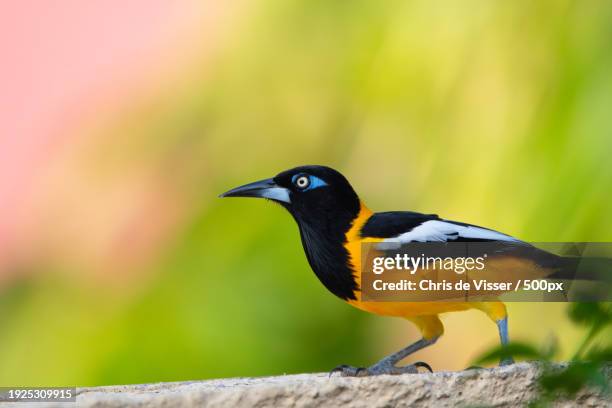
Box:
360;211;521;243
360;211;439;238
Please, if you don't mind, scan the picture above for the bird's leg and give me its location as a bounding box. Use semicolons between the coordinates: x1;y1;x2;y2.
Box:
497;316;514;366
474;302;514;367
331;337;438;377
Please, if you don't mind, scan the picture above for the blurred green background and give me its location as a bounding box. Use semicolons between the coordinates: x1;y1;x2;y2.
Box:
1;0;611;386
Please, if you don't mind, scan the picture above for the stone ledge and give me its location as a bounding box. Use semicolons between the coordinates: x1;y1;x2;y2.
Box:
30;363;609;407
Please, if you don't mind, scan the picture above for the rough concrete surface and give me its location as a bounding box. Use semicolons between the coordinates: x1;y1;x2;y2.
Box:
16;363;610;408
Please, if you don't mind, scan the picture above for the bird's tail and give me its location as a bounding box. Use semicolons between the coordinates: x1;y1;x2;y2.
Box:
546;256;612;301
548;256;612;282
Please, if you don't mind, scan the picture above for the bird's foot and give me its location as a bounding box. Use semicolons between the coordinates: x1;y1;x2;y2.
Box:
330;361;432;377
500;357;515;366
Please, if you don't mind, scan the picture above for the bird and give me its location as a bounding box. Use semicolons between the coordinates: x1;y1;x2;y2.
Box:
219;165;600;376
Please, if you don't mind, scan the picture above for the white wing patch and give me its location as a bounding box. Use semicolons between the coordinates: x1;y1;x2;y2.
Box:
386;220;521;244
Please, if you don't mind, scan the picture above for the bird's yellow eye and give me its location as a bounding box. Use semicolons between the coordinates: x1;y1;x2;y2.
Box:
295;175;310;189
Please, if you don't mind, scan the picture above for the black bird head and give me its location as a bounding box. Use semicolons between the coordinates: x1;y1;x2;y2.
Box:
220;165;363;300
219;165;361;227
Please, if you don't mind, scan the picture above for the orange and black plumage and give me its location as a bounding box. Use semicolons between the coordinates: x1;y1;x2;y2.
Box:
220;165;586;376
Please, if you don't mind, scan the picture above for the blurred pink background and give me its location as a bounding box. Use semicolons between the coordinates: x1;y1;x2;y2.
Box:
0;1;236;284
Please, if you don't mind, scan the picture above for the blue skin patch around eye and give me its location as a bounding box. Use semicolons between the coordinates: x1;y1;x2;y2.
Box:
307;175;328;190
292;174;328;191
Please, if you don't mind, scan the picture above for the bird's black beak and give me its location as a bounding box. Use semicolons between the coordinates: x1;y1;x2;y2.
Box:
219;178;291;203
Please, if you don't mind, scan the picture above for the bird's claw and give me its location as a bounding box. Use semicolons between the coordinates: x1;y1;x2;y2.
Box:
413;361;434;373
329;364;367;377
329;361;432;377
